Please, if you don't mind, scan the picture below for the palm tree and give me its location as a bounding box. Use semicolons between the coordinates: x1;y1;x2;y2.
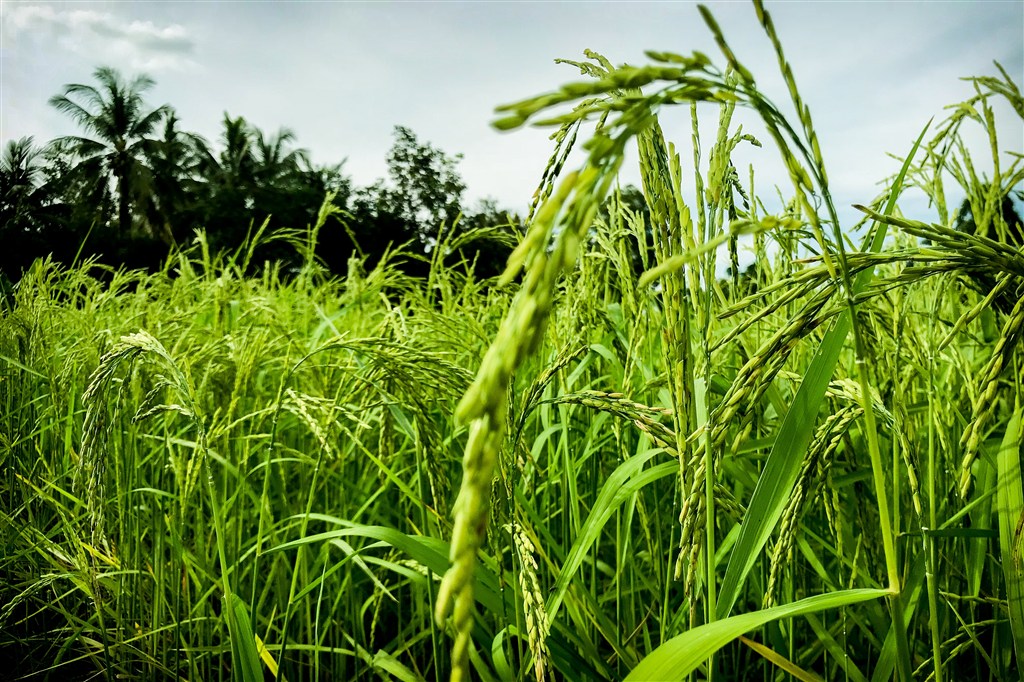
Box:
0;137;46;231
251;126;312;225
253;126;310;188
0;137;78;280
194;115;318;252
198;117;309;202
196;114;255;205
48;66;170;236
143;112;209;244
189;114;260;250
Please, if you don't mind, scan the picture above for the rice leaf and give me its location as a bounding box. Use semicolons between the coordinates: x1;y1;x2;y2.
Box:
739;635;824;682
372;649;426;682
997;406;1024;679
626;589;889;680
255;633;279;679
228;592;264;682
870;550;926;682
267;524;610;680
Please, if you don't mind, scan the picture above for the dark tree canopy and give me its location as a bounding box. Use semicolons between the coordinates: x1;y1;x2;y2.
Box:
953;187;1024;312
953;188;1024;248
1;66;521;286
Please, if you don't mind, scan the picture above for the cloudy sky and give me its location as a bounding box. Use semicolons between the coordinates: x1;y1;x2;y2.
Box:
2;1;1022;224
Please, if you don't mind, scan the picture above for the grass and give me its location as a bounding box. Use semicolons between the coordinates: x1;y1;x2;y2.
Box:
2;2;1023;680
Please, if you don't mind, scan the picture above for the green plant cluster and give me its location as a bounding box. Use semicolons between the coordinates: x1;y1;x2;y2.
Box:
2;2;1023;681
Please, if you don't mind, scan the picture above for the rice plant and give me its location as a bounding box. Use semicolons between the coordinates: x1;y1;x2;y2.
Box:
1;1;1022;680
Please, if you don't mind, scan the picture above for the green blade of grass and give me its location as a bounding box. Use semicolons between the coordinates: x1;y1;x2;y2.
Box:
266;523;612;680
371;649;427;682
968;452;998;596
268;526;506;611
804;613;869;682
739;635;824;682
228;592;265;682
545;450;676;623
716;311;848;619
996;406;1024;680
0;353;48;379
626;589;890;681
870;549;926;682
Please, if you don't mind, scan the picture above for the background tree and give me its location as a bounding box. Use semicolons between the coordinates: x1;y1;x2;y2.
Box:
0;137;61;283
953;185;1024;312
253;127;309;190
383;125;466;245
323;126;467;276
336;183;422;275
191;115;347;270
249;126;313;263
0;137;47;233
953;186;1024;248
446;198;521;279
193;114;257;251
48;66;170;237
2;69;517;286
324;129;523;280
142;113;208;245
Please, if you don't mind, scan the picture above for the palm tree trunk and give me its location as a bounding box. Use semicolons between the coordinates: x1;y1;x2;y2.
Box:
118;166;131;235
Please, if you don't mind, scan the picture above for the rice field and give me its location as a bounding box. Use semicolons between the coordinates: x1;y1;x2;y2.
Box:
2;2;1023;680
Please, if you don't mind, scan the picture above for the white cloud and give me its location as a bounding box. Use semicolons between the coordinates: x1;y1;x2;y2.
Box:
2;4;196;71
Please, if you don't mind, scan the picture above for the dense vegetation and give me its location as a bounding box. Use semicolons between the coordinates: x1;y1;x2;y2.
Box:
1;71;521;289
2;2;1023;680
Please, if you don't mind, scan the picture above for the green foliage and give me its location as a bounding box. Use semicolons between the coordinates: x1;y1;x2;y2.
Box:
626;589;891;681
1;3;1023;682
383;125;466;241
996;408;1024;680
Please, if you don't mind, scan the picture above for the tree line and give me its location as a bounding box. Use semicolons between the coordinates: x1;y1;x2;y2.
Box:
1;66;523;287
3;67;1019;294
